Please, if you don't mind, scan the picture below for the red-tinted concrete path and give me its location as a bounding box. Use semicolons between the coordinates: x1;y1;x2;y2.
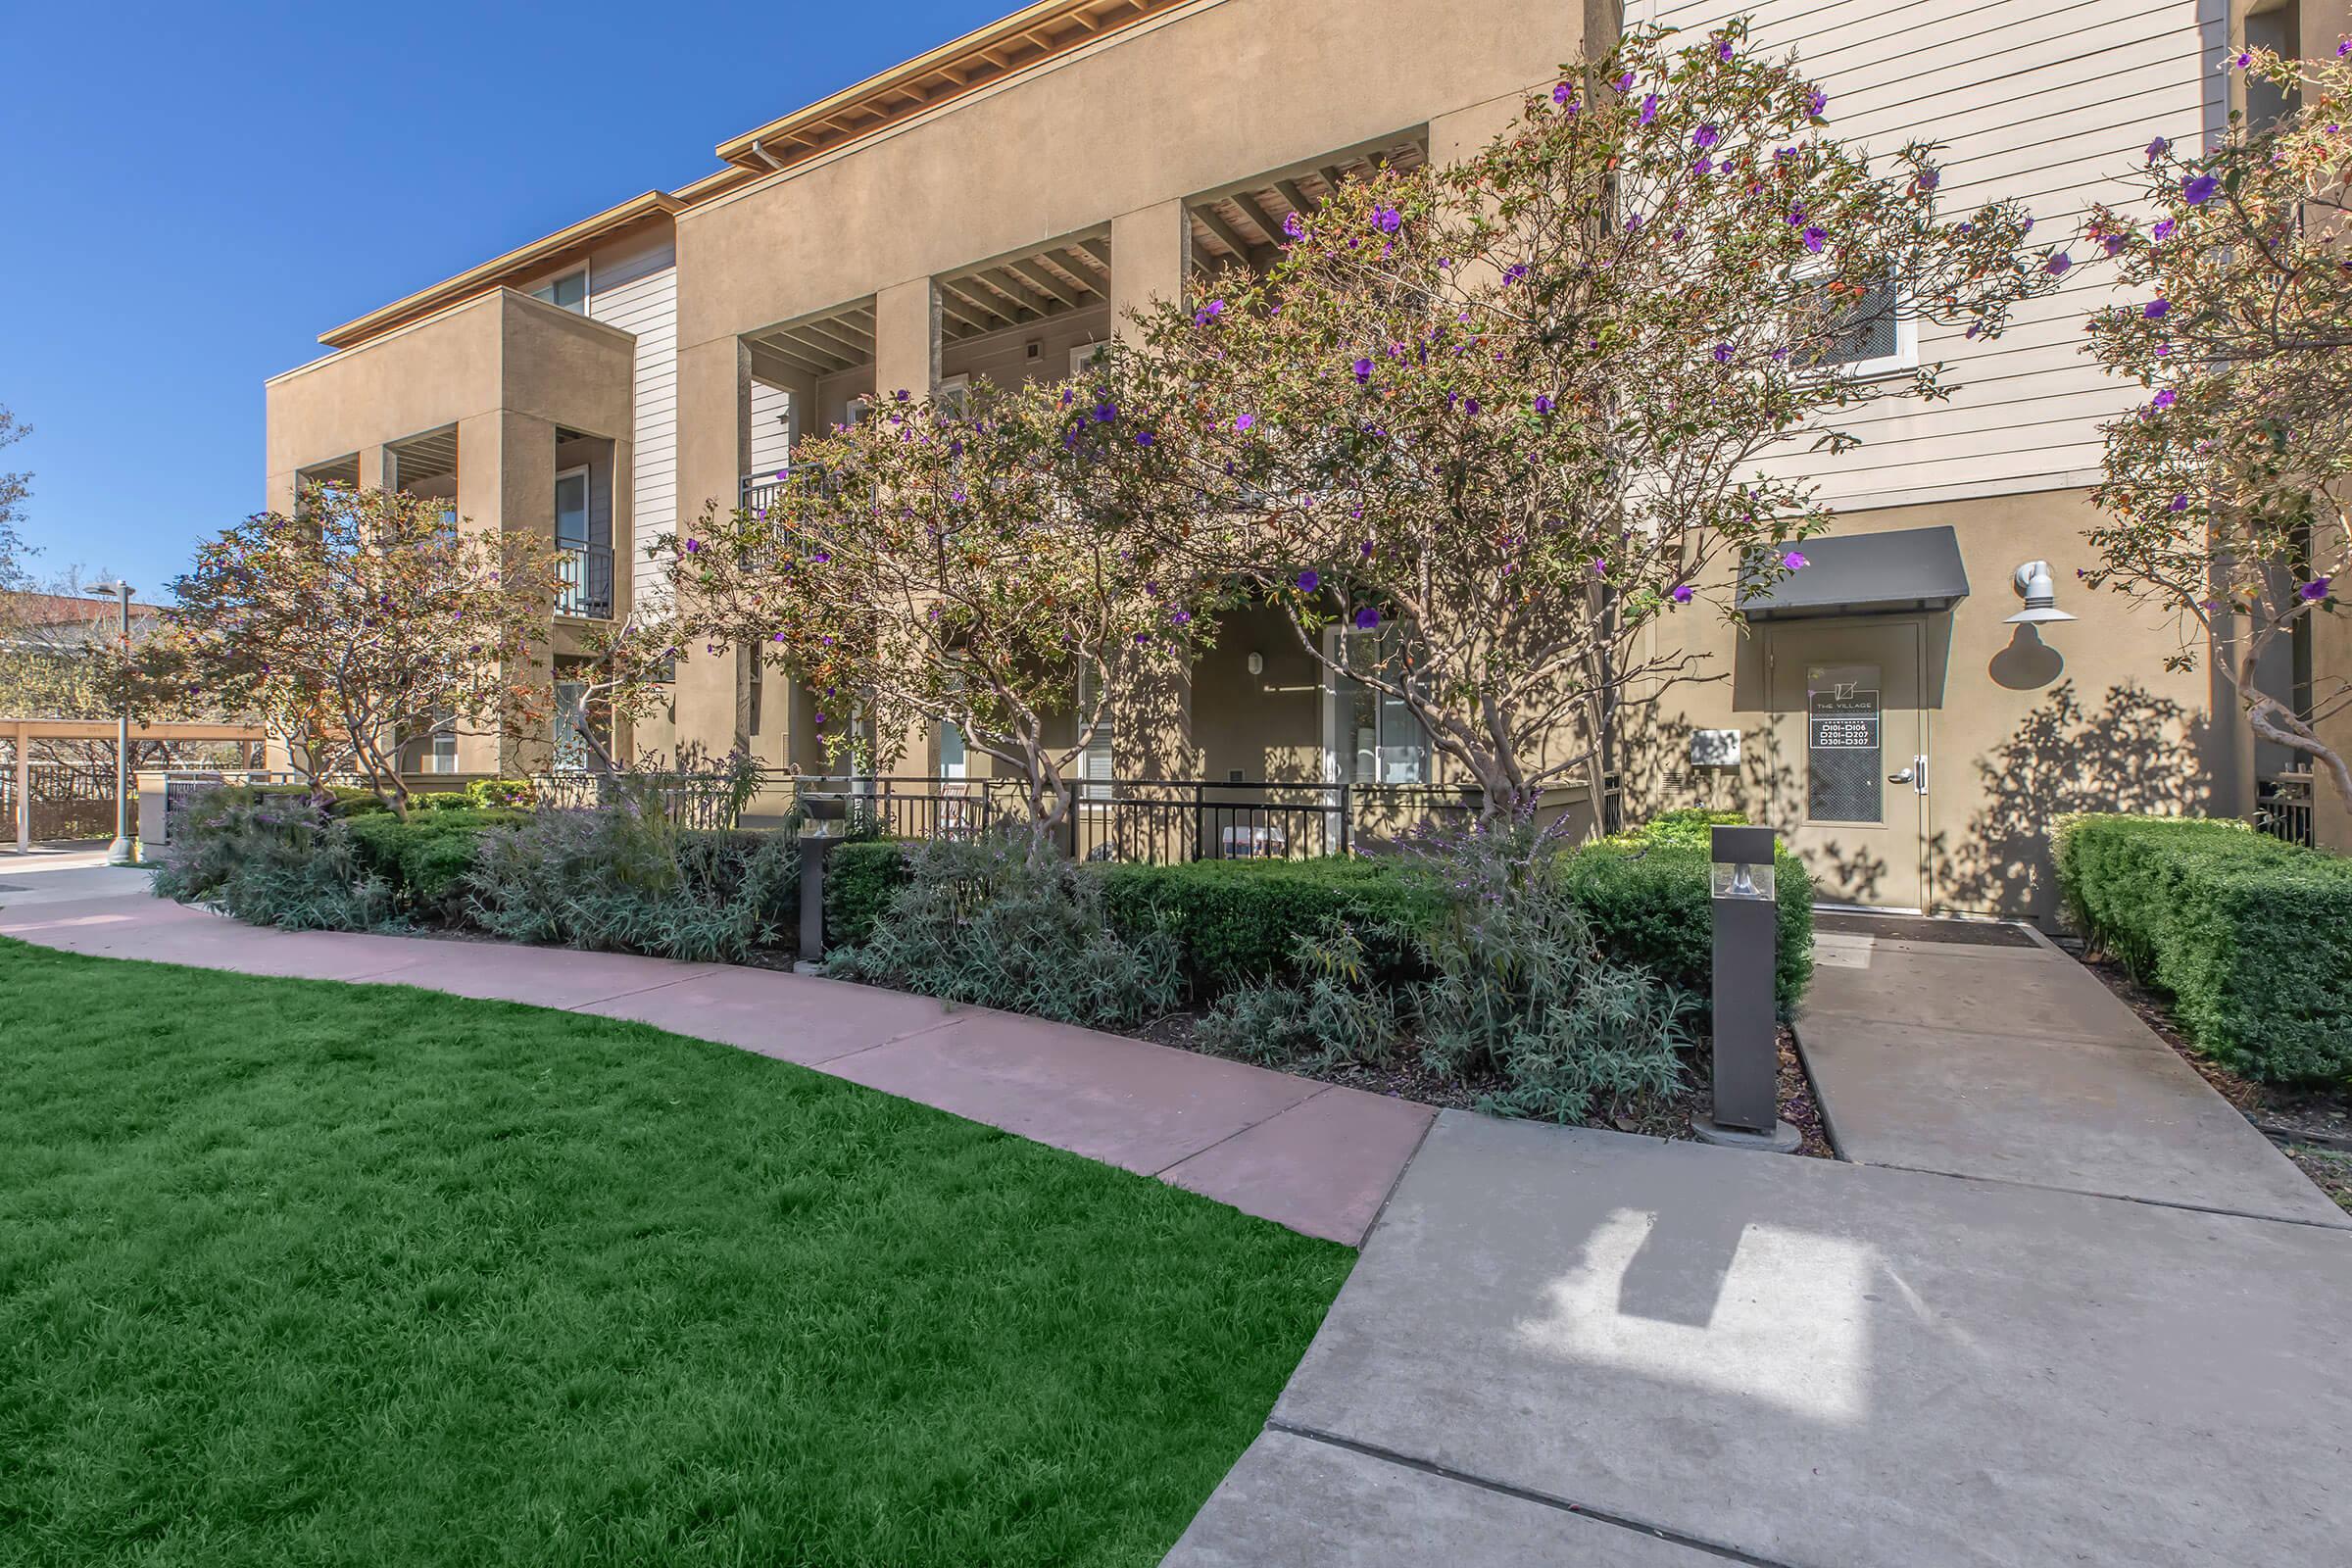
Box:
0;874;1432;1246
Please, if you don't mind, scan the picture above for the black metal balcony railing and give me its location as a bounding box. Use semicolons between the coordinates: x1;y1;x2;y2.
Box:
557;543;613;619
741;473;786;514
2255;770;2316;849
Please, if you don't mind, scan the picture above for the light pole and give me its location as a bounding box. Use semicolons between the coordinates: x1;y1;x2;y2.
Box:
1691;824;1801;1153
87;579;135;865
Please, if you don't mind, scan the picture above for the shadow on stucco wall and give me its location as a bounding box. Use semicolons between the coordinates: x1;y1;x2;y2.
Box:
1933;679;2212;922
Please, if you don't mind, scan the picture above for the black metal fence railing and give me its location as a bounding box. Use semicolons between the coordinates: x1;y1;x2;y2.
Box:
740;474;786;515
557;543;614;619
2255;770;2316;850
788;775;1483;862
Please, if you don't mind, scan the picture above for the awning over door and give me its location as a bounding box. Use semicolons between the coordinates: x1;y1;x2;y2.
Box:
1742;524;1970;619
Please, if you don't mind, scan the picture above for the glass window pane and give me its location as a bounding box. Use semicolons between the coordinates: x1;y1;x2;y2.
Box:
555;472;589;545
532;270;587;314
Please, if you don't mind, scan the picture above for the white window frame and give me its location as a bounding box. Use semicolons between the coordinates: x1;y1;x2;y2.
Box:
1069;343;1106;380
935;374;970;419
554;466;591;547
843;396;872;429
530;265;590;315
1808;271;1916;380
1076;666;1115;805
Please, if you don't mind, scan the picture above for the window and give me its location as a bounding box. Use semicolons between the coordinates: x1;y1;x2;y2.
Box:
1077;668;1114;801
936;375;970;419
938;720;967;781
2245;5;2301;131
530;268;588;315
1805;664;1883;823
1813;275;1913;376
554;681;590;774
1324;628;1433;786
843;397;872;430
1069;343;1106;381
555;467;590;548
419;713;459;775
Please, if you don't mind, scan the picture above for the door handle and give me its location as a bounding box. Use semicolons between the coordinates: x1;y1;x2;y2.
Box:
1887;767;1913;784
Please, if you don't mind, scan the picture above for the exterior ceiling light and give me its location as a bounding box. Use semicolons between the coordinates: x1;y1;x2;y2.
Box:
2005;561;2078;625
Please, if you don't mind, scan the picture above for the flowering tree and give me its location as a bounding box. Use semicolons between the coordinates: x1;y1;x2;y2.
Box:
152;486;561;816
557;600;689;775
2075;38;2352;808
663;376;1208;833
1113;20;2048;816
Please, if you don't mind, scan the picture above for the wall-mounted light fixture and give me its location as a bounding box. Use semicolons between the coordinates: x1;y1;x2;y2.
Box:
2004;561;2078;626
1246;652;1264;677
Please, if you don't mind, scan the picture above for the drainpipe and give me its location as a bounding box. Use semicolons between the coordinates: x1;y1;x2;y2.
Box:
749;139;788;172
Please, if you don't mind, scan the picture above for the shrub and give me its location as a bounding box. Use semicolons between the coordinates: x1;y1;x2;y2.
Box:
151;794;392;931
2055;814;2352;1084
1193;824;1693;1123
830;832;1180;1028
822;841;912;950
1559;821;1814;1014
465;777;538;809
467;809;798;964
1095;857;1446;999
408;789;483;813
346;808;528;921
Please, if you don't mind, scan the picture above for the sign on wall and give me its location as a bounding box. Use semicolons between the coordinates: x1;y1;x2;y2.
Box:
1806;664;1882;823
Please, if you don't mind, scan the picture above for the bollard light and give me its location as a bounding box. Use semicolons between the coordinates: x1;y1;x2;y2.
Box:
1692;824;1801;1153
795;792;850;971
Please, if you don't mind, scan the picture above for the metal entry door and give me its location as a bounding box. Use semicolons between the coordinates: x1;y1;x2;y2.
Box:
1763;618;1929;909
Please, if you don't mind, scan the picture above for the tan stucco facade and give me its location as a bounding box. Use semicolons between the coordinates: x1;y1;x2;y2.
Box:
258;0;2349;887
266;288;640;771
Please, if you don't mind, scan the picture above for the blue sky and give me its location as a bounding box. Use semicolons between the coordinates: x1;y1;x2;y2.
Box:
0;0;1009;602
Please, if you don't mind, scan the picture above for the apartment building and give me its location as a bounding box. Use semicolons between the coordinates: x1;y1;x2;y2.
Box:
261;0;2349;910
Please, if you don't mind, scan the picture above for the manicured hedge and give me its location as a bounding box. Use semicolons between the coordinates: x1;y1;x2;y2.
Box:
346;808;529;919
1096;857;1447;999
2054;813;2352;1084
1557;836;1814;1015
822;841;911;950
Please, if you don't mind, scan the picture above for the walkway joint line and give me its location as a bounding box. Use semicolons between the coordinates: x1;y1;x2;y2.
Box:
1149;1086;1331;1179
1868;1157;2352;1234
1260;1419;1814;1568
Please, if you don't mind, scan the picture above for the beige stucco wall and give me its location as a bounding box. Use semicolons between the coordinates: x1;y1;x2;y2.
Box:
265;290;640;772
665;0;1608;764
1629;487;2230;921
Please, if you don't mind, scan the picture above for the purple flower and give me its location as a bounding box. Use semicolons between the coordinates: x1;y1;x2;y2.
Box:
2338;39;2350;58
2045;252;2072;275
1504;263;1531;285
2103;233;2127;256
1353;606;1381;630
1297;568;1321;592
1712;343;1733;363
1672;584;1695;604
1094;401;1118;422
2152;388;2178;410
774;468;787;480
2169;494;2189;512
1553;80;1574;105
1807;85;1828;117
683;538;703;555
1717;37;1735;61
1615;70;1635;91
1234;413;1255;432
1135;430;1155;447
1464;397;1480;416
1352;358;1374;384
2146;135;2169;163
1693;156;1714;175
1172;609;1193;625
2300;577;2332;602
1640;92;1660;126
1802;225;1827;254
1535;395;1555;415
2153;219;2177;240
1782;550;1809;570
1374;205;1402;234
1592;558;1608;578
2233;49;2252;70
2144;298;2171;319
1284;210;1305;240
1194;298;1226;326
2182;173;2219;205
1693;123;1721;150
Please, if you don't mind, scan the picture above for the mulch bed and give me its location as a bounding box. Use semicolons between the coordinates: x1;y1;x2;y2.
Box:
2076;951;2352;1211
1130;1012;1838;1158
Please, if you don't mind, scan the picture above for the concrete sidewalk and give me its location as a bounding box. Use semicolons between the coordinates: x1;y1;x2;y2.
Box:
0;880;1431;1246
1170;1112;2352;1567
1798;918;2344;1227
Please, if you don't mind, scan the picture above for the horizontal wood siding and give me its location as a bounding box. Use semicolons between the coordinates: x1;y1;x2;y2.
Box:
749;382;794;481
1648;0;2224;509
587;233;678;608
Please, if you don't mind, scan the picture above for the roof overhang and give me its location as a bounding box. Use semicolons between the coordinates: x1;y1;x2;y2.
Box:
713;0;1195;177
318;191;684;350
1742;525;1971;619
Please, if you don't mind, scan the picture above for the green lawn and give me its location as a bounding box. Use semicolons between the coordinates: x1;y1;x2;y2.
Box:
0;939;1350;1566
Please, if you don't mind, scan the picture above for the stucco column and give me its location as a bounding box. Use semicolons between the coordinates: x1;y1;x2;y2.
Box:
1110;201;1190;341
872;278;940;404
666;335;755;761
454;409;557;775
358;446;389;490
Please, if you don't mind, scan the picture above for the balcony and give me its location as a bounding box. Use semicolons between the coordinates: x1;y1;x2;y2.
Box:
741;473;786;514
557;543;614;619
